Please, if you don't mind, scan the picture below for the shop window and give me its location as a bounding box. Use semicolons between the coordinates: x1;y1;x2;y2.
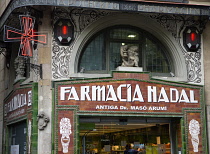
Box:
78;26;172;76
79;117;178;154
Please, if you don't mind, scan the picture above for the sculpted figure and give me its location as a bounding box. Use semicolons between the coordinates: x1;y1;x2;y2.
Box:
14;56;26;80
120;45;139;67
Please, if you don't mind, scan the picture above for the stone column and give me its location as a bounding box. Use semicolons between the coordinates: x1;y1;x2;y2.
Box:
37;7;52;154
203;21;210;151
0;51;6;153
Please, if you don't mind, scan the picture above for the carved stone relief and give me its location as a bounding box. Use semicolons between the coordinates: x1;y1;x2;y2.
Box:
52;41;72;79
14;56;26;82
37;112;50;130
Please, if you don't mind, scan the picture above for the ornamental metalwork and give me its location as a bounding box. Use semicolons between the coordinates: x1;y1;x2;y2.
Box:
70;8;109;32
1;0;210;31
52;8;109;79
150;14;208;83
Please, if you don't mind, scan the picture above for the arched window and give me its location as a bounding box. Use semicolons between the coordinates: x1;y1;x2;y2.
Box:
78;26;173;76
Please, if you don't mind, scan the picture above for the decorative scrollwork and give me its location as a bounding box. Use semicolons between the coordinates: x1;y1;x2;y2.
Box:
53;7;70;24
52;40;72;79
150;14;208;83
150;14;183;39
70;8;109;32
52;8;109;79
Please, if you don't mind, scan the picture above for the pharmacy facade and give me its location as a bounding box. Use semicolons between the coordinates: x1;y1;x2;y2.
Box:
0;0;209;154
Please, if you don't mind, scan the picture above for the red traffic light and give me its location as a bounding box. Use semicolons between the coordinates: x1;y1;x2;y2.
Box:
62;25;68;35
54;19;74;45
190;32;196;41
183;27;200;52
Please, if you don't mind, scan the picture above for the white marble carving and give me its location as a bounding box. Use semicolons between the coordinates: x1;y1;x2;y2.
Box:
60;117;72;153
189;119;200;152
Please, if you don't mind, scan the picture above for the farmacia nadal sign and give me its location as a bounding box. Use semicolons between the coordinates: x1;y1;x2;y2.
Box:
57;79;201;113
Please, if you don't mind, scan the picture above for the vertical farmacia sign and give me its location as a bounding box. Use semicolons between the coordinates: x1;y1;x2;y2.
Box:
57;80;201;113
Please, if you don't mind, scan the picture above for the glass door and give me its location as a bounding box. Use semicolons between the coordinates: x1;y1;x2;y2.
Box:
8;120;27;154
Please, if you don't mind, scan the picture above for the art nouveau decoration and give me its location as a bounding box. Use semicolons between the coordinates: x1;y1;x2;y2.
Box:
52;8;109;79
28;120;32;154
52;8;207;83
52;41;72;79
189;119;200;152
150;14;208;83
60;117;72;153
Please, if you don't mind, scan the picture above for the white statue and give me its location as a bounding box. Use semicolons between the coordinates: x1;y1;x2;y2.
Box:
60;117;72;153
120;45;139;67
189;119;200;152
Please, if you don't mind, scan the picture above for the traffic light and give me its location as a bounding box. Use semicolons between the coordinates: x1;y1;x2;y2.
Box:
183;27;201;52
54;19;74;45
